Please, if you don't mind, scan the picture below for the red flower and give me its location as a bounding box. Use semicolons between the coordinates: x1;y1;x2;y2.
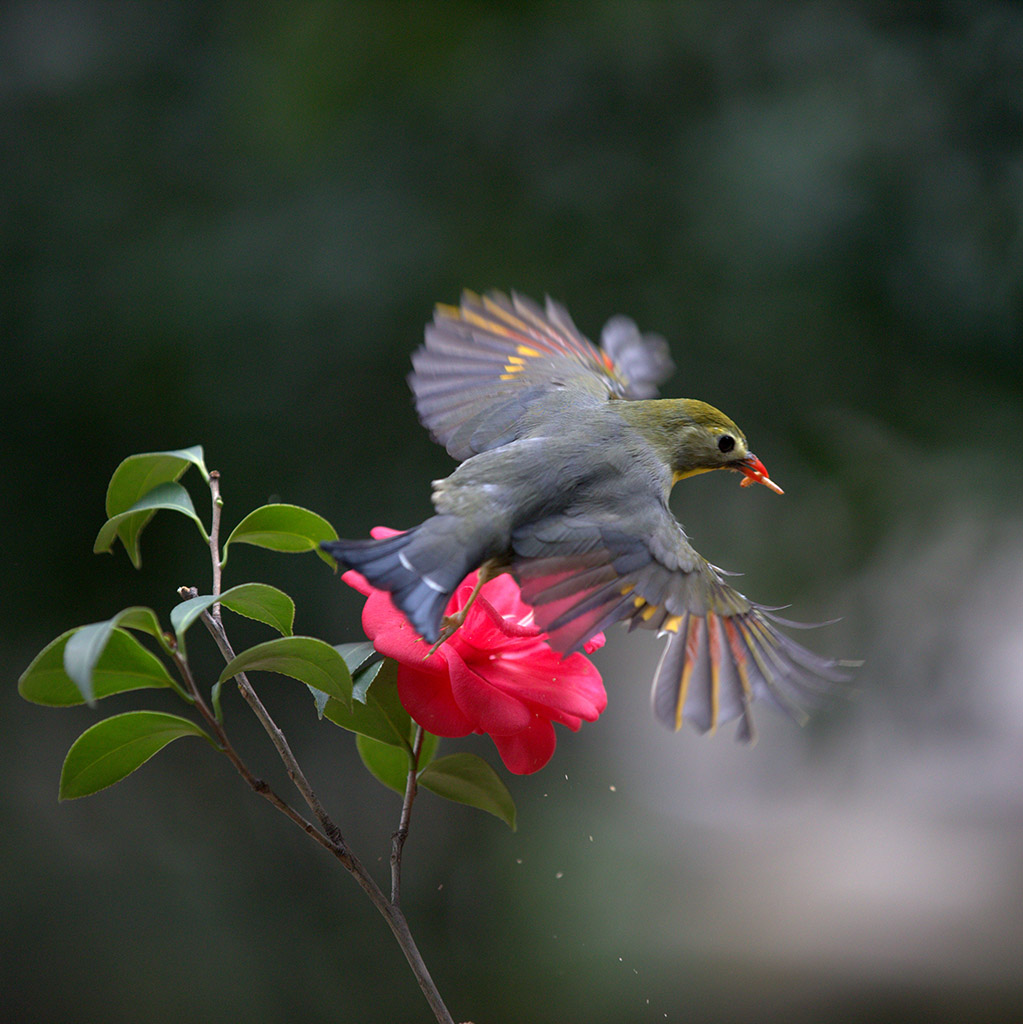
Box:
343;528;607;774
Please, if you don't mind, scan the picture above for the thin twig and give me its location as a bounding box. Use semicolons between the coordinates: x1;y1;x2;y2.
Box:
188;471;455;1023
179;599;454;1021
384;904;456;1024
198;602;343;841
199;473;340;841
391;724;424;905
208;470;224;619
170;650;334;856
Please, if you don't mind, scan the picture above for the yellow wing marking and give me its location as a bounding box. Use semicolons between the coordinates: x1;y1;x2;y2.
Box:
482;294;537;337
674;616;702;731
723;618;754;703
634;595;678;628
706;615;721;736
708;614;725;737
476;298;552;358
462;308;517;338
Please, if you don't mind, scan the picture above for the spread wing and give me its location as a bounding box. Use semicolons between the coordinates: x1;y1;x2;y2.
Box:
511;512;848;742
409;290;673;461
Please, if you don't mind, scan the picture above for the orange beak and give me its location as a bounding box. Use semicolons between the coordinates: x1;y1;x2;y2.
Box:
738;453;784;494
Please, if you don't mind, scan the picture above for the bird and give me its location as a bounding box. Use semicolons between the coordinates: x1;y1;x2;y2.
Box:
323;290;847;741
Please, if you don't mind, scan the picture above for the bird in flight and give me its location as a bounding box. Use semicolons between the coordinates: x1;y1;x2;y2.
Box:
324;291;846;741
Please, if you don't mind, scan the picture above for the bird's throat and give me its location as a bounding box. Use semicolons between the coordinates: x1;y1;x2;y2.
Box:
673;466;716;485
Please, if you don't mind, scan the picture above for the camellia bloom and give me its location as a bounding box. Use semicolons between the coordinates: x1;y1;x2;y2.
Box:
343;527;607;774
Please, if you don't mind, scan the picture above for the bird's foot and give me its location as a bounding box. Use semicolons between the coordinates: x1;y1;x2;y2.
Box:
427;612;467;655
423;561;504;657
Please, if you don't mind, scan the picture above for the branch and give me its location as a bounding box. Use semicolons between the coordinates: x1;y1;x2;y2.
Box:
208;471;224;620
175;599;456;1017
391;724;424;905
190;471;455;1023
170;650;335;855
198;473;341;841
186;618;454;1022
198;602;343;843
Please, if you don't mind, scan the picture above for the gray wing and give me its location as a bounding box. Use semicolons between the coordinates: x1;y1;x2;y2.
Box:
409;290;673;461
511;511;848;742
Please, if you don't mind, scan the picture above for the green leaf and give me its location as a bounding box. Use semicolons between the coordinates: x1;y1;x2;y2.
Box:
355;729;441;795
223;504;338;567
63;621;116;705
112;606;174;653
94;482;208;565
320;659;414;746
105;447;208;515
218;636;352;705
59;604;179;705
169;584;295;656
96;447;208;567
60;711;211;800
356;734;412;795
19;628;176;707
219;583;296;635
309;643;378;718
350;651;388;703
419;753;517;830
169;595;216;652
335;641;378;678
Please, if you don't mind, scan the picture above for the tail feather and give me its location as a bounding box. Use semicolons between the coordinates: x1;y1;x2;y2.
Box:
322;520;477;642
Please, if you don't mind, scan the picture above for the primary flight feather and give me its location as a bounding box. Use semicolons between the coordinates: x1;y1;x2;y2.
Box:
324;291;845;741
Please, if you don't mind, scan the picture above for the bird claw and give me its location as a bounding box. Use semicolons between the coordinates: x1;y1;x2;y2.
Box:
424;561;500;656
427;612;465;655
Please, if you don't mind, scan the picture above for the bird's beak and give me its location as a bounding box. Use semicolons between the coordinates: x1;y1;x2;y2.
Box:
737;453;784;494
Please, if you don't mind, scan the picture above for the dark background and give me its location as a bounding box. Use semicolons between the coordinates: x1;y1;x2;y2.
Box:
4;3;1022;1022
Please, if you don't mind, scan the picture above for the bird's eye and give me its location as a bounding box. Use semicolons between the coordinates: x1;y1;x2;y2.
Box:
718;435;735;453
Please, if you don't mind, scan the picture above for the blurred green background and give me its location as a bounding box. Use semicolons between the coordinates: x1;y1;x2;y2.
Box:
4;2;1022;1022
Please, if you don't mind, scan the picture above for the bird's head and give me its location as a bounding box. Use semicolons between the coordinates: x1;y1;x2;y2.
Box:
623;398;784;494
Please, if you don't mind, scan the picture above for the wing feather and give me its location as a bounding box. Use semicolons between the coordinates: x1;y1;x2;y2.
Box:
409;290;674;461
512;512;849;741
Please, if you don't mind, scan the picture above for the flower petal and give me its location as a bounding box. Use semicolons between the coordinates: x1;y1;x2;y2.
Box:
397;662;474;737
470;650;607;723
446;653;534;734
340;524;608;775
491;715;557;774
341;568;375;598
